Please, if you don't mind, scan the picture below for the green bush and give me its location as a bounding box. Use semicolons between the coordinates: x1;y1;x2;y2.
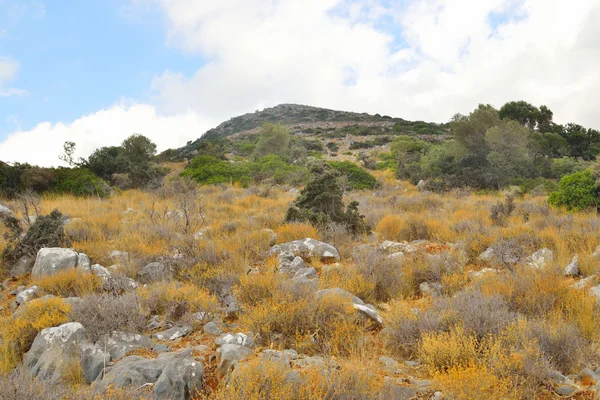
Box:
548;170;598;211
329;161;379;190
51;168;111;197
182;155;309;186
285;161;369;235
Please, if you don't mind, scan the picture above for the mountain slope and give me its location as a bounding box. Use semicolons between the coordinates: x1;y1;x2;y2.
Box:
178;104;449;156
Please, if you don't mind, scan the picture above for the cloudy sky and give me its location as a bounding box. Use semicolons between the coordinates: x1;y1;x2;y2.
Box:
1;0;599;166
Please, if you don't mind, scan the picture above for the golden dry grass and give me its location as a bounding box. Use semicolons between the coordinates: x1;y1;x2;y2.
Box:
3;179;600;398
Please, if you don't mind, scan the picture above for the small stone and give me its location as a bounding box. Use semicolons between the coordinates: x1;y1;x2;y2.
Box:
564;255;579;277
555;386;577;396
203;322;223;336
153;326;193;341
379;356;402;374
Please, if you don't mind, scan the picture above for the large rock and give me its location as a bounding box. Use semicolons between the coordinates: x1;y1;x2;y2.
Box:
153;326;193;341
315;288;383;326
380;241;418;254
137;262;171;283
25;322;109;384
215;332;255;379
102;331;153;360
564;255;580;277
8;255;35;277
95;348;203;400
270;238;340;261
525;248;554;269
278;251;306;276
32;248;91;277
91;264;137;292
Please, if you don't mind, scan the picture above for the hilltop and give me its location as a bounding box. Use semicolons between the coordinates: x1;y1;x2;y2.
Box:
177;104;449;158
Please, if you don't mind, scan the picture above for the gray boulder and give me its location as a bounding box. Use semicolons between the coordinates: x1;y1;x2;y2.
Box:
380;241;418;254
270;238;340;261
468;268;497;280
137;262;171;283
564;255;580;277
102;331;153;360
8;255;35;277
416;180;426;191
15;285;39;307
419;281;443;297
25;322;109;384
91;264;137;292
315;288;383;326
95;348;203;400
525;248;554;269
278;251;306;276
214;332;255;379
153;326;193;341
203;322;223;336
32;248;91;277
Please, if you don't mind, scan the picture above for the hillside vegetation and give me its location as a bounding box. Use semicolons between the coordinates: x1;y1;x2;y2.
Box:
1;101;600;399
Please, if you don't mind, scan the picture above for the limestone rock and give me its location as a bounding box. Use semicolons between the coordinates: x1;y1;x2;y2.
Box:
564;255;580;277
137;262;171;283
525;248;554;269
32;248;91;277
270;238;340;261
153;326;193;341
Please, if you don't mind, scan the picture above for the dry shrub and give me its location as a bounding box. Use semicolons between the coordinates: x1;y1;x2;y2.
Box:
433;291;518;340
69;293;146;343
374;215;403;241
31;269;102;297
0;297;70;372
137;281;219;318
384;291;517;358
353;248;404;302
0;368;67;400
318;267;377;305
478;266;600;338
434;364;520;400
216;358;385;400
235;271;281;307
240;284;370;356
528;320;590;374
441;272;469;296
375;214;439;242
274;223;319;243
419;326;478;372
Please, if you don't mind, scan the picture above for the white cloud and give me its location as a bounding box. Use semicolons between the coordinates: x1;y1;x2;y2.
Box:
2;0;600;167
0;102;213;166
0;57;26;97
147;0;600;127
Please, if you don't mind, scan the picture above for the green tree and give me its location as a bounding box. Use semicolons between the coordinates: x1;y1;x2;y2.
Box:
548;170;598;211
329;161;379;190
285;161;369;234
254;123;291;158
485;121;533;188
559;123;600;160
119;134;165;187
499;101;541;129
391;136;430;183
86;146;126;181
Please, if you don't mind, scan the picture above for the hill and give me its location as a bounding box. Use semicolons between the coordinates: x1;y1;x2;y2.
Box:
177;104;449;157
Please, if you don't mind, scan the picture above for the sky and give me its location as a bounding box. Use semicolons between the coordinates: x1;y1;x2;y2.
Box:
1;0;599;166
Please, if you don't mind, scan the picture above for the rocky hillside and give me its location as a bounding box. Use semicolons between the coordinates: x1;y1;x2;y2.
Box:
178;104;449;157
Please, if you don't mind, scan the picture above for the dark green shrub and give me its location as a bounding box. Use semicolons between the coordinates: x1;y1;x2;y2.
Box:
285;161;369;235
2;209;70;265
329;161;379;190
51;168;111;197
548;170;598;211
